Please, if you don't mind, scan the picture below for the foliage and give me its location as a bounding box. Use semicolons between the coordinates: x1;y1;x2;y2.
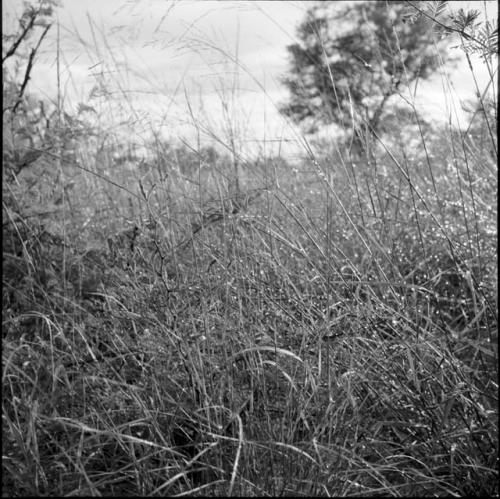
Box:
2;0;498;496
2;0;56;113
280;0;456;141
403;0;498;61
2;0;58;180
154;141;230;177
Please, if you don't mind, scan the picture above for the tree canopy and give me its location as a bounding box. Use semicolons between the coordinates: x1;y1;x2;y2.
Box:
280;1;457;148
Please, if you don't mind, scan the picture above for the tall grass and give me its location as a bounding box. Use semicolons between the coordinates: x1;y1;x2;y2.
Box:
2;2;497;496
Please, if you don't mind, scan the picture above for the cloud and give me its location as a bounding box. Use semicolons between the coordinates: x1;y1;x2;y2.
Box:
3;0;496;159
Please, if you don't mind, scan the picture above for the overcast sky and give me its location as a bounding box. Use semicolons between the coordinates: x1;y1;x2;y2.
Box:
3;0;498;158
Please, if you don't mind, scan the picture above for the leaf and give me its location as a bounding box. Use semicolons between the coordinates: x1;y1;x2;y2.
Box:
231;346;303;364
441;395;456;428
77;103;96;114
452;8;481;32
401;7;421;25
429;0;448;20
406;346;420;392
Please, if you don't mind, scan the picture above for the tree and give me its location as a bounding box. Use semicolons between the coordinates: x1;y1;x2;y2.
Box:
280;1;457;152
3;0;56;178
